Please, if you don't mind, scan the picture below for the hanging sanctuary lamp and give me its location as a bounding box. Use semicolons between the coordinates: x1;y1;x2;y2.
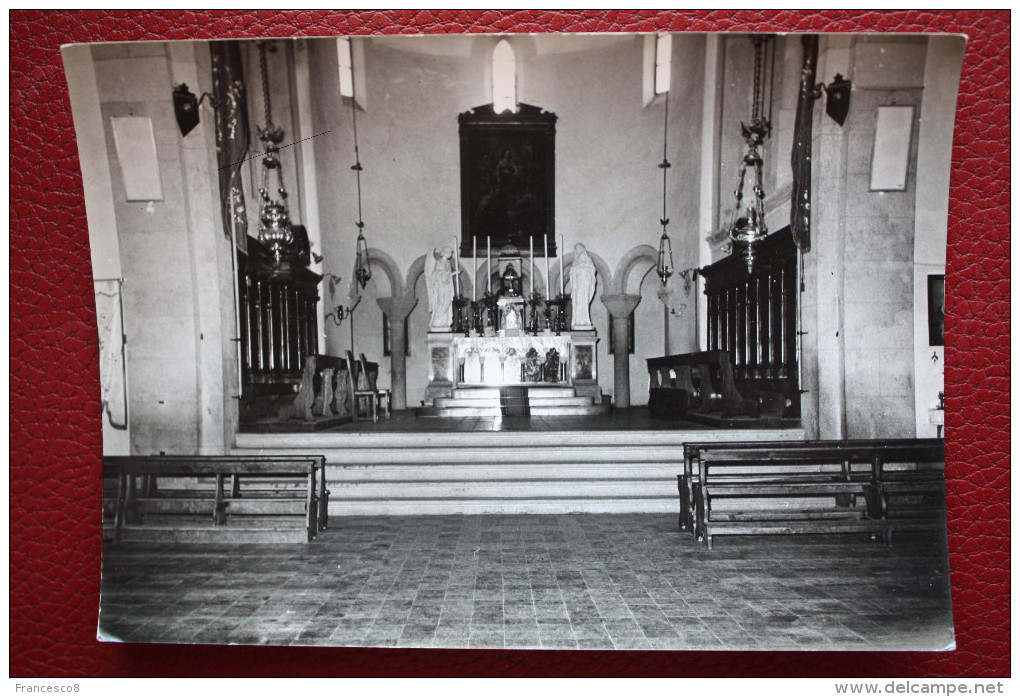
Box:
728;35;775;274
655;91;674;285
349;60;371;291
255;41;294;265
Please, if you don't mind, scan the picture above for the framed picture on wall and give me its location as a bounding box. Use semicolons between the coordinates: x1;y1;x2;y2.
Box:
458;103;557;258
928;274;945;346
869;105;915;191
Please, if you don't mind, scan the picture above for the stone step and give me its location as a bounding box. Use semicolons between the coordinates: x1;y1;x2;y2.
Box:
235;428;804;461
330;461;675;481
530;403;611;416
237;427;804;451
451;386;577;399
328;479;669;500
229;427;805;516
432;395;597;409
325;497;678;516
425;404;609;417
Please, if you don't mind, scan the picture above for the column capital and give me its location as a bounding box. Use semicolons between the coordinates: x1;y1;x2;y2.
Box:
600;293;641;319
377;295;418;320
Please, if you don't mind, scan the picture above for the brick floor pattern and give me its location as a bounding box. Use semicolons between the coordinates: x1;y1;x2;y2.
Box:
99;514;953;651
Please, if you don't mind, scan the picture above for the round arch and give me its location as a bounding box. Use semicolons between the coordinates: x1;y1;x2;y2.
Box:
613;244;660;295
356;247;404;298
406;253;478;300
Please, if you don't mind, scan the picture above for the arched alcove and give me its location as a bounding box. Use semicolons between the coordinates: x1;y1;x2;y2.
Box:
614;244;660;295
357;247;403;298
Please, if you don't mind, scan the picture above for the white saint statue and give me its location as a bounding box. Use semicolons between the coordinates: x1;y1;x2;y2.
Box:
424;246;455;331
570;243;596;330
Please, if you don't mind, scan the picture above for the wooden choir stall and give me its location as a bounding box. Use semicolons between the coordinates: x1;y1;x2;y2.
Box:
237;235;355;431
648;227;800;426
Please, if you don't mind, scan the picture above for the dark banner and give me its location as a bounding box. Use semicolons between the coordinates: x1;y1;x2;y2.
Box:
211;40;250;250
790;34;818;254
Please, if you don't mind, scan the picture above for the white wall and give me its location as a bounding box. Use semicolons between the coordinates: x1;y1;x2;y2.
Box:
307;34;708;407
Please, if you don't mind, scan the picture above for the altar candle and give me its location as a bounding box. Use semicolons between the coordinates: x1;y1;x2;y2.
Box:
529;236;535;296
487;236;492;294
472;237;477;301
544;234;550;300
559;235;565;296
453;238;460;297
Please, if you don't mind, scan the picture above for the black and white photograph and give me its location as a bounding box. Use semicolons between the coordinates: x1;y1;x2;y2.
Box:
64;31;963;651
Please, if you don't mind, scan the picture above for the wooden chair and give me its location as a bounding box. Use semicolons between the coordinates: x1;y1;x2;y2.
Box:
345;351;377;422
360;353;391;419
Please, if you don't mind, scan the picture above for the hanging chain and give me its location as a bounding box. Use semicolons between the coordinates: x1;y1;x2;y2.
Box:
729;35;774;273
259;42;273;130
255;40;292;263
659;90;671;229
350;64;364;229
348;42;371;290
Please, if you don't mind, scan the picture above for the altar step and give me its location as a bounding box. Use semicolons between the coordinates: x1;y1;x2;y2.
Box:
418;385;610;418
233;427;805;515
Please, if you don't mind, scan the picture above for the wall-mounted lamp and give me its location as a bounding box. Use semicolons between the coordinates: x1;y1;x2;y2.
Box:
323;274;362;353
815;73;852;126
172;83;217;137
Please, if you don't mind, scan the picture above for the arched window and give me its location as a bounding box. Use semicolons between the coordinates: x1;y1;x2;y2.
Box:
337;37;354;98
492;39;517;113
655;33;672;95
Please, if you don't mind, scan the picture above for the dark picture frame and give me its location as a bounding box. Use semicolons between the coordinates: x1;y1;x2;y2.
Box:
928;274;945;346
458;103;557;257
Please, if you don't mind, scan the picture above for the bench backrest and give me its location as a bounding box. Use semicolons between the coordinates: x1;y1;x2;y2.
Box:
104;455;325;477
685;439;944;462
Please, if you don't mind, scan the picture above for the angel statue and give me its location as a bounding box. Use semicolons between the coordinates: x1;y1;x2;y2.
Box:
424;246;455;331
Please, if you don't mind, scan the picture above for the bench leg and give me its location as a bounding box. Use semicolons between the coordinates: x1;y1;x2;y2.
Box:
214;474;227;525
306;471;317;541
114;472;127;542
677;475;685;530
318;466;329;531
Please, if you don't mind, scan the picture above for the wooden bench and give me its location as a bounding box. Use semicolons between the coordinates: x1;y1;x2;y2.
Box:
647;350;758;420
103;455;328;543
679;439;944;548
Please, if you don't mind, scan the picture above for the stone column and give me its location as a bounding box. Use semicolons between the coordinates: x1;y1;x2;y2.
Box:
601;294;641;409
657;286;674;356
376;295;418;411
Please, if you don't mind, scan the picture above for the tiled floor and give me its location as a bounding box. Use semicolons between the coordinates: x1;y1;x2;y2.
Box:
99;514;953;651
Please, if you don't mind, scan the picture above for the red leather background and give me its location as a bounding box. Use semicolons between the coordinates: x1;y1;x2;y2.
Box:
9;10;1009;677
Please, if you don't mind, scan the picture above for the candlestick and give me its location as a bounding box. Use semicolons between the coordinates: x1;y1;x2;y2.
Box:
472;237;477;301
487;236;492;294
544;234;550;301
559;235;565;296
530;236;535;296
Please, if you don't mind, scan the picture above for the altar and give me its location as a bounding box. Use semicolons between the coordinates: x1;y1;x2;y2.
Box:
424;330;600;404
421;247;603;408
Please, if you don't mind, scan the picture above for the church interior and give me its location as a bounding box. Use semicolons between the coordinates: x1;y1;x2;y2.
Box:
65;31;962;650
